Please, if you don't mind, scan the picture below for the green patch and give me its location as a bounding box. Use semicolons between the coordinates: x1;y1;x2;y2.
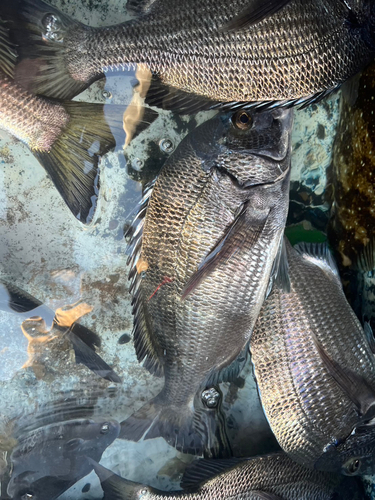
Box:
285;223;327;246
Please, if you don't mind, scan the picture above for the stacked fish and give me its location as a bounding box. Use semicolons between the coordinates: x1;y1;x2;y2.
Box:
1;0;375;499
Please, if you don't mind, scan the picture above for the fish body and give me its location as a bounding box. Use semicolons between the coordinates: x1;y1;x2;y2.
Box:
92;452;345;500
120;108;293;453
251;238;375;474
3;0;375;109
7;417;120;500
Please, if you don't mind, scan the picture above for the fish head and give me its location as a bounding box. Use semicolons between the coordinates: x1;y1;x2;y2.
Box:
8;418;120;500
210;108;293;186
315;424;375;476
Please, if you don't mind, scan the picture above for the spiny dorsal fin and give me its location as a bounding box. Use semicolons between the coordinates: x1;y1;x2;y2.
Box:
220;0;291;32
293;241;340;281
126;184;164;377
181;457;244;488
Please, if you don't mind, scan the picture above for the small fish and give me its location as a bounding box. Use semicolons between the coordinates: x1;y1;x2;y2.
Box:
91;452;348;500
0;280;121;383
2;0;375;111
7;417;120;500
251;238;375;473
119;108;293;454
0;21;124;223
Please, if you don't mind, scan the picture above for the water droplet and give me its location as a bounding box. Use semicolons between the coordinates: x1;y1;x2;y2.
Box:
42;14;64;42
100;423;110;434
201;387;220;408
159;138;174;154
102;90;112;99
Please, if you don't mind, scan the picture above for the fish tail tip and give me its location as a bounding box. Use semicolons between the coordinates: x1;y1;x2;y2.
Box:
93;461;143;500
35;102;124;224
119;395;205;455
2;0;94;99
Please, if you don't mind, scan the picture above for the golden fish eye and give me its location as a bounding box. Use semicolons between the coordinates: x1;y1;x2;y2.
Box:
232;111;252;130
345;457;361;475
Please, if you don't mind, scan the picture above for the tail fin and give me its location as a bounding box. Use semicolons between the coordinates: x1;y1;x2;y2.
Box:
2;0;98;99
92;461;146;500
119;392;206;455
34;102;124;224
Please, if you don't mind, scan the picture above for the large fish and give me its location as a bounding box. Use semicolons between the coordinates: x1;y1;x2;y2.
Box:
7;417;120;500
2;0;375;111
251;238;375;474
91;452;354;500
119;108;293;454
0;21;124;224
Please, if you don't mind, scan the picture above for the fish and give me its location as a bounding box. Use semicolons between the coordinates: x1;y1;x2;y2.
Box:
7;417;120;500
119;107;293;454
91;452;352;500
2;0;375;112
250;238;375;474
0;20;124;224
0;279;121;383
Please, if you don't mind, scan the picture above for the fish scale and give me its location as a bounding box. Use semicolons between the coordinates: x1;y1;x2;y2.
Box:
120;108;293;454
92;452;348;499
251;239;375;473
3;0;375;108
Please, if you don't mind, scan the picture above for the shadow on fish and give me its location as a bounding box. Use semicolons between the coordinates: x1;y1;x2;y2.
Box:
0;280;121;383
7;417;120;500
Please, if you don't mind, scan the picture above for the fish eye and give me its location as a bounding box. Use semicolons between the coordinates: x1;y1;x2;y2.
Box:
232;111;252;130
100;422;110;434
344;457;361;475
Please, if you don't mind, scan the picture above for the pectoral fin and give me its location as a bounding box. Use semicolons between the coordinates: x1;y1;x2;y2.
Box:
311;331;375;420
181;204;268;299
221;0;291;32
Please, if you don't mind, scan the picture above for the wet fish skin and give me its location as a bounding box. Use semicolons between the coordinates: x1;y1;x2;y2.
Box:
120;108;293;454
92;452;344;500
3;0;375;109
251;239;375;472
7;417;120;500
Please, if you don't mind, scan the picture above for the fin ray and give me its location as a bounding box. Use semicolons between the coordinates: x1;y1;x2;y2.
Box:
220;0;291;32
34;102;124;223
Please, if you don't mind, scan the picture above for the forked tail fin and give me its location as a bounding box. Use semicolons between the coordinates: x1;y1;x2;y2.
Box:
2;0;97;99
119;391;207;455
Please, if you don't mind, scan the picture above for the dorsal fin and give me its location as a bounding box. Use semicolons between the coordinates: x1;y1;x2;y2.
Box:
355;238;375;272
293;241;340;281
126;184;164;377
181;457;244;488
220;0;291;32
